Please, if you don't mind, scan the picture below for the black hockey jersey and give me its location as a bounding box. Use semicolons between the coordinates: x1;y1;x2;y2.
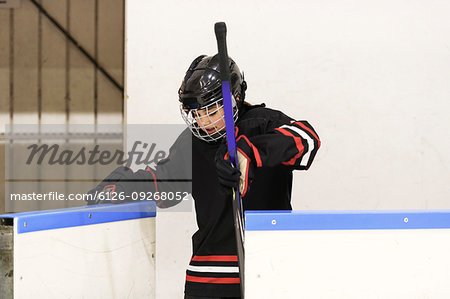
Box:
155;104;320;297
141;104;320;297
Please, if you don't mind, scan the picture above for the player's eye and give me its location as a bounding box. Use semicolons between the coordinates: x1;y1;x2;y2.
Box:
207;106;219;115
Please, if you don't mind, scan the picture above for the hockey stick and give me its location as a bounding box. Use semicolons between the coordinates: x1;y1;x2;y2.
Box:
214;22;245;298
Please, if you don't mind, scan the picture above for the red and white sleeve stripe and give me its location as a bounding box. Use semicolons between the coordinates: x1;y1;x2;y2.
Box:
275;120;321;169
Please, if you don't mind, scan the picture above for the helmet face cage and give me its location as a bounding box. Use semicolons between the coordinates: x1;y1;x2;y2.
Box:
180;96;238;142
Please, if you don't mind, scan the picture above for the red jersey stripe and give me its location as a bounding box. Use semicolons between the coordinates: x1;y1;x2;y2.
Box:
295;121;321;147
145;166;159;193
275;127;304;166
191;255;238;262
237;135;263;167
186;275;240;284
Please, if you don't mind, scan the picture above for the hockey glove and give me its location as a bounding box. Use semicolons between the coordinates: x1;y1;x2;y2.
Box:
86;166;154;204
215;135;260;197
215;142;241;191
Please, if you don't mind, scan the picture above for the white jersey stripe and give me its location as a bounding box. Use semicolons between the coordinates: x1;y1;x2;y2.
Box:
280;124;315;167
187;265;240;273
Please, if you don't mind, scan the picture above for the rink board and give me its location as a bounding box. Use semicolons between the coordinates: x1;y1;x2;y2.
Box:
0;202;156;299
245;210;450;299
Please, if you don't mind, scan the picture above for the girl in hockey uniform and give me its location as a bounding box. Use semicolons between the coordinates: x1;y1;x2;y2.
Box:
88;54;320;299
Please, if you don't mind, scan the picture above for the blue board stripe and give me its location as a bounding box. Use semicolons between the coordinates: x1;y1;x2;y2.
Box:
0;202;156;234
245;210;450;231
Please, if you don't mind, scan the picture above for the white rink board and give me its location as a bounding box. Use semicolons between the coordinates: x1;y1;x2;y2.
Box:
245;211;450;299
0;202;157;299
13;217;155;299
246;229;450;298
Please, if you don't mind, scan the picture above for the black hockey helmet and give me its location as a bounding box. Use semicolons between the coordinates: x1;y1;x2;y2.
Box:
178;54;247;142
178;54;246;110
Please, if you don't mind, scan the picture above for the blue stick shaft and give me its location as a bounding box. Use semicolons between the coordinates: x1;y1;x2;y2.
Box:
222;81;242;214
215;21;245;298
221;81;238;166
